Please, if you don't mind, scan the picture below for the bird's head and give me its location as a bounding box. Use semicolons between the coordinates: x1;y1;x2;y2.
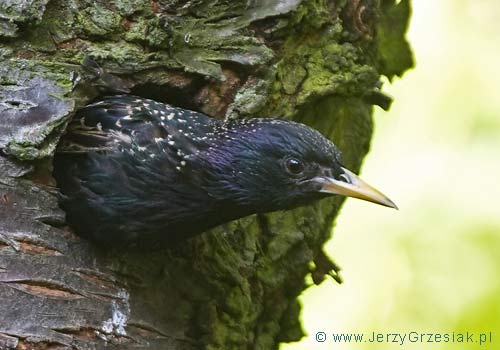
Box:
194;119;397;213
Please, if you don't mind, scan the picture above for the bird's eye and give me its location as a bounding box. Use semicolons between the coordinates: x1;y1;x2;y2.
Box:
285;158;305;175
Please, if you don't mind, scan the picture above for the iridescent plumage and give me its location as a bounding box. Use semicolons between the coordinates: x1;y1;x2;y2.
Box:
54;95;396;247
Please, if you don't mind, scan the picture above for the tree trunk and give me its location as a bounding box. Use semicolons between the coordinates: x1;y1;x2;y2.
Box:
0;0;413;349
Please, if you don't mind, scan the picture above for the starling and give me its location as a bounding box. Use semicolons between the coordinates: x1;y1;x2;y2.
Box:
54;95;396;246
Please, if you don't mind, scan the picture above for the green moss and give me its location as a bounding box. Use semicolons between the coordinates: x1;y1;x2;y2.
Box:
224;285;251;318
0;47;13;58
84;41;149;66
300;96;373;169
1;59;75;160
287;0;331;30
0;0;50;37
266;229;304;262
229;79;271;118
124;17;169;48
278;63;307;95
5;144;40;160
113;0;149;16
377;0;415;79
41;1;75;43
0;19;19;37
269;22;379;117
6;113;70;161
75;4;122;38
278;299;305;342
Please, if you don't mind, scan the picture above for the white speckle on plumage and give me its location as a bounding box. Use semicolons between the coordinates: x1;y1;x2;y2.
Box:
115;120;122;127
176;166;181;171
155;138;162;143
180;160;186;166
96;122;103;131
109;130;132;144
137;146;146;151
123;115;133;120
167;113;175;120
168;140;175;145
178;119;186;123
161;116;165;121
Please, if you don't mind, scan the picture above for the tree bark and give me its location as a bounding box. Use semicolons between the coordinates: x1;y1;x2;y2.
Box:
0;0;413;349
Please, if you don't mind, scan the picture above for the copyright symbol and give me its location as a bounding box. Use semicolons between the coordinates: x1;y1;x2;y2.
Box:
315;332;327;342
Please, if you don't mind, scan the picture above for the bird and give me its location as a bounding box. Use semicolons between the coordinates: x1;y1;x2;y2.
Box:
53;95;397;247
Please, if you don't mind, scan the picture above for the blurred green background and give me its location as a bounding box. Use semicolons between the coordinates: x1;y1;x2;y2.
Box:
283;0;500;349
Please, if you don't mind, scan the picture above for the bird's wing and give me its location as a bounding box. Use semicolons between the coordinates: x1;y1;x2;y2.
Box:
57;95;218;155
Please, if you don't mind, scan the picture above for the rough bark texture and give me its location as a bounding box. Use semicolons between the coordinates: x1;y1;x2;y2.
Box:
0;0;413;349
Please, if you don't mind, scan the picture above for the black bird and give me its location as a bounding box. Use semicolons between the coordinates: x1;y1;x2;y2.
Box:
54;95;396;246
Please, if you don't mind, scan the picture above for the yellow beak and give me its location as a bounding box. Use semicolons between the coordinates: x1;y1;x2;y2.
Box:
315;167;398;209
